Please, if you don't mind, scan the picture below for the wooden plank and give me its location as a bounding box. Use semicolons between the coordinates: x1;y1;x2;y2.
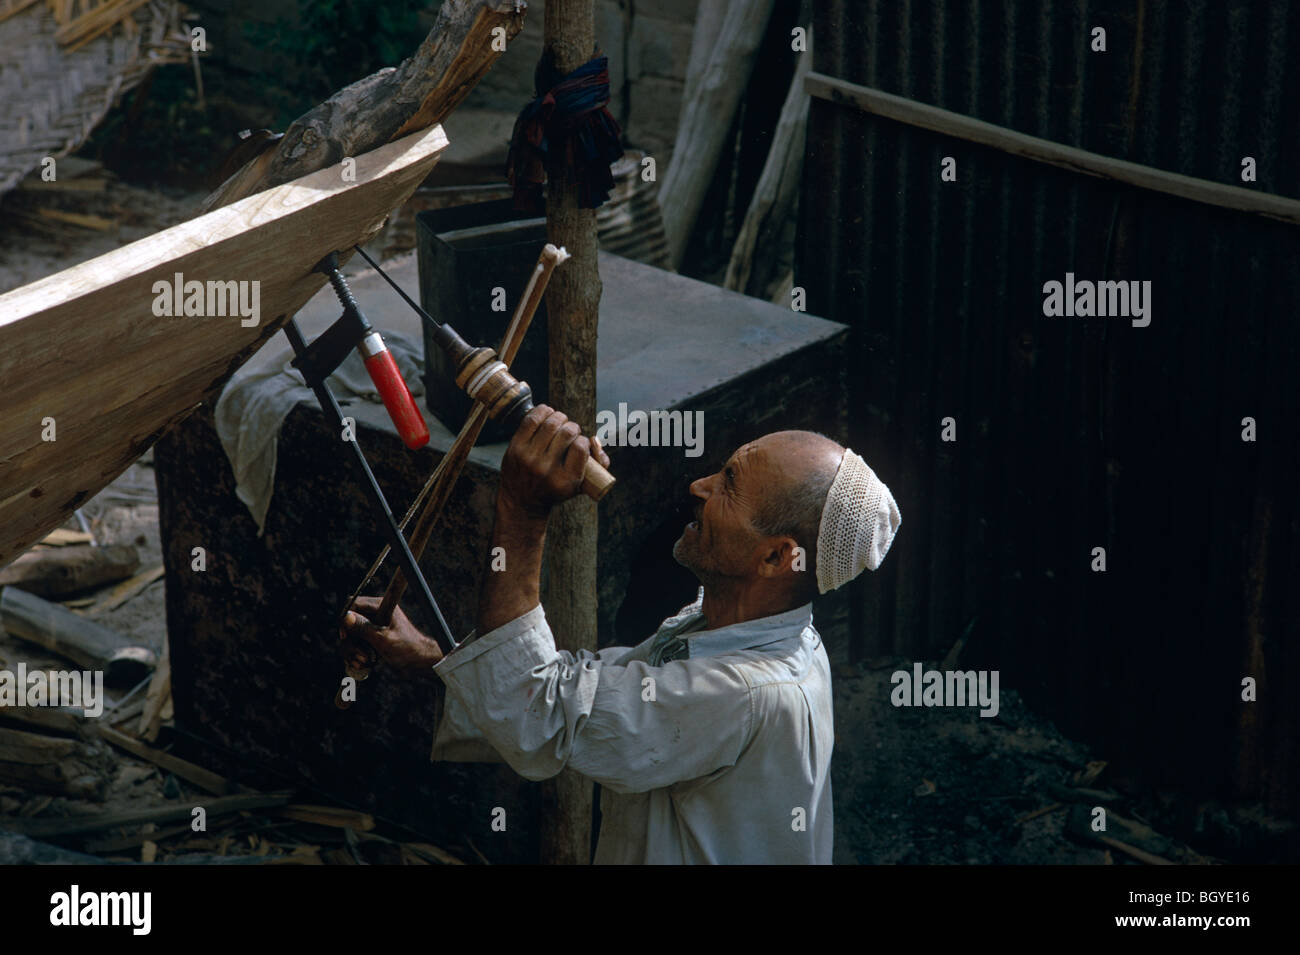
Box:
85;822;195;853
38;528;95;546
401;842;467;865
35;208;115;231
54;0;151;47
17;178;109;193
89;563;164;613
659;0;776;267
273;805;375;830
4;791;294;838
805;71;1300;227
137;638;170;741
97;725;230;796
0;0;42;26
1097;834;1175;866
0;124;449;568
724;41;811;295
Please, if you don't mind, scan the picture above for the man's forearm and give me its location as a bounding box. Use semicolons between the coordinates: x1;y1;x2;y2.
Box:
477;496;549;634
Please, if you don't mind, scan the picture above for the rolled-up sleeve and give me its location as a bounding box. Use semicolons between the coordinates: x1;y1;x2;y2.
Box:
432;604;755;794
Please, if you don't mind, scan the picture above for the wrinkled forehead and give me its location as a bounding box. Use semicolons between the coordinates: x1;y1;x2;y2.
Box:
727;440;763;470
727;437;790;481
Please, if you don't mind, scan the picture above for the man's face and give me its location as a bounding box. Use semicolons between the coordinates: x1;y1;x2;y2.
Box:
673;439;773;582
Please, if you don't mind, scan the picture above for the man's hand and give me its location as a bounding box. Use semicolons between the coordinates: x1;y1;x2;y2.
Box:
498;405;611;519
341;597;443;670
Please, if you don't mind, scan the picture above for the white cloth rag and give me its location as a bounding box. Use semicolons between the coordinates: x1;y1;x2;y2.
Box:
214;330;426;534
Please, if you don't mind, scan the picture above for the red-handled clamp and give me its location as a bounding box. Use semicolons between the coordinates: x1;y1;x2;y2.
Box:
358;331;429;450
295;252;433;452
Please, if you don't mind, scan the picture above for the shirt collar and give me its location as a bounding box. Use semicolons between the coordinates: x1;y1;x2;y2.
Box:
658;587;814;659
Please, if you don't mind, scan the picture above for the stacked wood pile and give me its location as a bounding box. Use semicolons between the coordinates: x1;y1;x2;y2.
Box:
0;0;169;51
0;0;193;196
0;703;472;864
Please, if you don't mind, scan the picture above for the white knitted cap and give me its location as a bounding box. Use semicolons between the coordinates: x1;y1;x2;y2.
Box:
815;449;901;594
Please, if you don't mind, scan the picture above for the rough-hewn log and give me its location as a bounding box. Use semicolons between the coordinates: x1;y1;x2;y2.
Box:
203;0;526;211
0;585;156;679
0;704;81;737
538;0;600;867
0;726;103;799
0;725;79;763
0;544;139;598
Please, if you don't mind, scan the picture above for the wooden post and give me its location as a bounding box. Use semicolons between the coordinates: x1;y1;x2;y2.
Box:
724;34;812;295
659;0;776;268
539;0;600;866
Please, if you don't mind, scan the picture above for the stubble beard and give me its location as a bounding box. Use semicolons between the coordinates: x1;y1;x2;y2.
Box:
674;531;723;592
672;532;694;570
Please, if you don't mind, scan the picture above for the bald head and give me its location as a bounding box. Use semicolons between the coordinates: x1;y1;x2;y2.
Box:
747;432;844;601
673;430;846;616
751;431;844;499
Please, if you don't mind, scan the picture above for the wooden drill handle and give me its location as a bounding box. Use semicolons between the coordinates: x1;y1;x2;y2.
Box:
582;457;615;500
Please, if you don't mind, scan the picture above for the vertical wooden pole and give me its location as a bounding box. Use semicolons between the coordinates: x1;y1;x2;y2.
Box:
540;0;599;865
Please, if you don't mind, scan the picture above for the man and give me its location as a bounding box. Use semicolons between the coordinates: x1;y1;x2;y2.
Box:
343;405;901;863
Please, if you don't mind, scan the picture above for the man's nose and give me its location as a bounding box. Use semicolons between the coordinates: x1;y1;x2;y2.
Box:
688;475;711;499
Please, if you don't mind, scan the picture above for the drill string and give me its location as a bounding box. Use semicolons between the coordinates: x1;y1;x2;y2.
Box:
343;243;568;616
343;243;571;625
345;240;559;585
372;243;570;624
334;244;566;707
353;244;442;332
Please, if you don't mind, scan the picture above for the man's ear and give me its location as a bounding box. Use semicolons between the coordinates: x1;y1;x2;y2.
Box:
755;537;800;578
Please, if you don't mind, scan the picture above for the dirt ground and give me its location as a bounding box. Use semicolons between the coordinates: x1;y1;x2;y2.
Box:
0;174;199;296
0;172;1256;867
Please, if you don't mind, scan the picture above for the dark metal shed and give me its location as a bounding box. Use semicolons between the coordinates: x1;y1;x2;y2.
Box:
798;0;1300;821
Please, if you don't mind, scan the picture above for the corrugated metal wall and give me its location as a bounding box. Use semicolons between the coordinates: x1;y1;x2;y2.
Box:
798;0;1300;818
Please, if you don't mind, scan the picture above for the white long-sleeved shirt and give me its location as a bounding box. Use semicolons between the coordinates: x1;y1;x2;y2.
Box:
431;589;834;864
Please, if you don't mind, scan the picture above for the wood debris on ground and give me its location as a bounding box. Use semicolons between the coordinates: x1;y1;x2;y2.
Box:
0;457;469;865
0;706;471;864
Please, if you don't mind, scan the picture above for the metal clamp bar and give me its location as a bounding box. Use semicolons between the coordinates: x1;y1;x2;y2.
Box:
282;318;458;655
